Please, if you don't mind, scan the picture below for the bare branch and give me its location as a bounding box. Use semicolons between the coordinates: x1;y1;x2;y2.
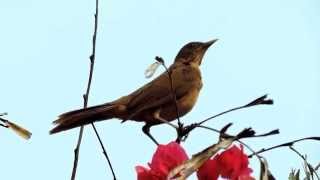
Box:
174;95;274;141
198;94;273;126
71;0;116;179
155;56;184;143
168;124;260;179
289;146;320;180
248;137;320;158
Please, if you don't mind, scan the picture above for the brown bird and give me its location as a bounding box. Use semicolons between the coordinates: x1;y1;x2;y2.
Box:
50;39;218;144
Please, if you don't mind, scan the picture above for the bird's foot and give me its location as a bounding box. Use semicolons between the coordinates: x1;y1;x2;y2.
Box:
175;123;199;143
142;125;159;145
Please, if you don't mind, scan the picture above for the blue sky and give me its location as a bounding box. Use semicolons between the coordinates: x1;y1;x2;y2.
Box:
0;0;319;179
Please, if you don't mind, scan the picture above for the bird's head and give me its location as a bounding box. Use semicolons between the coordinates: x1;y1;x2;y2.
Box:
174;39;218;66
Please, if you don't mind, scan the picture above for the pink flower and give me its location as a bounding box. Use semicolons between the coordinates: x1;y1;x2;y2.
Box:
136;142;188;180
198;145;254;180
217;145;253;179
135;166;162;180
197;156;219;180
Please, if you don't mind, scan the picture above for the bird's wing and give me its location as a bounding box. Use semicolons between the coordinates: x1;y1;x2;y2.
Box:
127;74;171;110
126;65;192;113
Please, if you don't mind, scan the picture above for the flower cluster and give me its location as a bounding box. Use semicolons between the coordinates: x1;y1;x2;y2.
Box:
197;145;254;180
136;142;254;180
136;142;188;180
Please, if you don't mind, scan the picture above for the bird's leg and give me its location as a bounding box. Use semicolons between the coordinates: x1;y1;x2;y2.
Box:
153;109;178;129
142;124;159;145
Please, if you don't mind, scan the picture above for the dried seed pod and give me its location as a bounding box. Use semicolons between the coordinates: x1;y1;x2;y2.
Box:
6;121;32;140
144;61;161;78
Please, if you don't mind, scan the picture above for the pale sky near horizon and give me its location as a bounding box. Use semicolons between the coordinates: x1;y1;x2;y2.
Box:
0;0;319;179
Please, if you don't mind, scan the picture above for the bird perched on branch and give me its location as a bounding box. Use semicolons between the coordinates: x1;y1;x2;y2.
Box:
50;39;218;144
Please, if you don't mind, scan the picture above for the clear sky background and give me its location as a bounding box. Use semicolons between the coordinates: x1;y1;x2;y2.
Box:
0;0;319;179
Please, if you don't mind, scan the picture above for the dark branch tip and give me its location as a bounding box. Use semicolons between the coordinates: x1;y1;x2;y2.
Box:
236;128;256;139
309;137;320;141
220;123;233;135
0;117;8;123
266;129;280;135
255;129;280;137
245;94;274;107
155;56;164;64
176;123;198;142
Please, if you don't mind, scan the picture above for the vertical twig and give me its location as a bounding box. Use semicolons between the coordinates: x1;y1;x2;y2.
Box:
71;0;116;179
162;63;182;126
155;56;184;143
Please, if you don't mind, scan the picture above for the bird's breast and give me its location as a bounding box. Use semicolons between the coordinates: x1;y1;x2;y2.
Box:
177;87;201;116
180;65;202;90
156;86;201;123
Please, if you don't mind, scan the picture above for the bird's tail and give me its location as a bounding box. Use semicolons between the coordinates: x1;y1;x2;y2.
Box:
50;104;116;134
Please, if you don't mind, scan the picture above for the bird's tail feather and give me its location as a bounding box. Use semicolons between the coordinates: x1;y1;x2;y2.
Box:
50;104;115;134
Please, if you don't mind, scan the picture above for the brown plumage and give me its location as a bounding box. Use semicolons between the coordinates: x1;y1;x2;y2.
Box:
50;39;218;144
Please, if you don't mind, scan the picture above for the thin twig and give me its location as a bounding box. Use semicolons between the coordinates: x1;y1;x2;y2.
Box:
248;137;320;158
316;163;320;171
197;124;279;140
176;95;273;141
196;122;278;174
0;113;9;128
237;139;264;164
237;140;277;180
198;94;273;126
155;56;184;143
71;0;116;179
289;146;320;180
156;56;181;124
197;125;221;133
198;124;280;179
91;123;117;179
168;124;267;179
0;117;9;128
198;106;246;125
0;117;7;123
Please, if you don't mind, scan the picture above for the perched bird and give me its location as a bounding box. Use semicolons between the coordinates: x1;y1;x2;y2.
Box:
50;39;218;144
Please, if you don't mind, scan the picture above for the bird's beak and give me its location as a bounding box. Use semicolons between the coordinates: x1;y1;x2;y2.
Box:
197;39;218;65
203;39;218;49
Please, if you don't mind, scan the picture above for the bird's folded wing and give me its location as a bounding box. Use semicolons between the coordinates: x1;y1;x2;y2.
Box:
126;68;191;113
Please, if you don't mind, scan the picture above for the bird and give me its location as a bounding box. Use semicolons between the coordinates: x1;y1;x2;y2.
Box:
50;39;218;144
